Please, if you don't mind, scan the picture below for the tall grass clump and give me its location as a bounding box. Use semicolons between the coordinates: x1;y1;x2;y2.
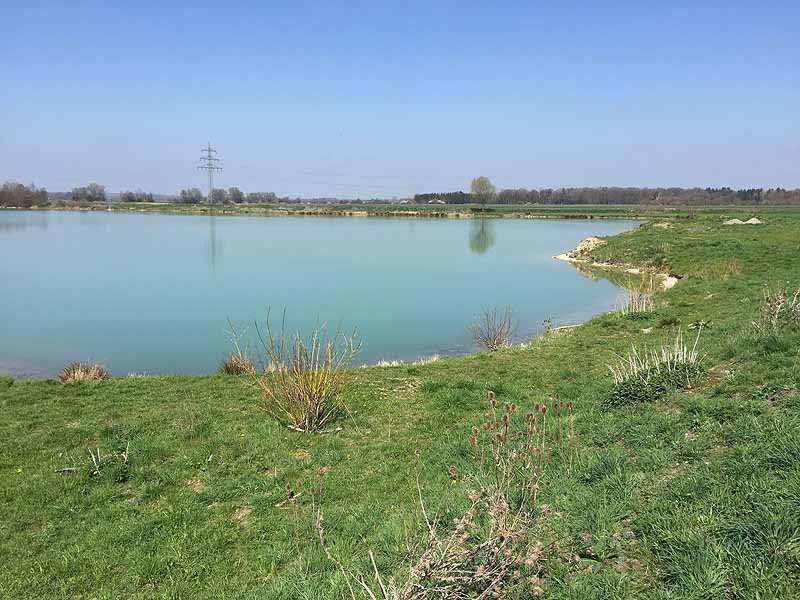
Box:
604;330;704;407
468;306;517;351
58;362;111;383
618;276;656;316
253;311;361;433
753;287;800;334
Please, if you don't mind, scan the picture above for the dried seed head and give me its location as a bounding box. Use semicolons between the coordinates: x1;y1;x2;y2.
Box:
487;390;495;402
448;465;458;478
511;403;517;413
502;414;510;426
471;426;479;435
483;421;492;431
469;435;477;446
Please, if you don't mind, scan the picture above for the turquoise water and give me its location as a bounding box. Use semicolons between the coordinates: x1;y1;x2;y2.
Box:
0;210;639;378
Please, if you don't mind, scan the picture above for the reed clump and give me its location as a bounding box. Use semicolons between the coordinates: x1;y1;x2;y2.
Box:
468;306;517;351
604;330;704;407
619;277;656;316
253;311;361;433
59;362;111;383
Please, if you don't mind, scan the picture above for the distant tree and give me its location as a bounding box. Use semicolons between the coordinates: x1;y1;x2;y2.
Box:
470;176;496;208
228;187;244;204
71;183;106;202
211;188;228;204
120;190;154;203
246;191;278;204
0;182;48;207
179;188;204;204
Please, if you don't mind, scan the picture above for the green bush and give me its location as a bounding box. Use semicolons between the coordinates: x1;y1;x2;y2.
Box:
0;376;14;389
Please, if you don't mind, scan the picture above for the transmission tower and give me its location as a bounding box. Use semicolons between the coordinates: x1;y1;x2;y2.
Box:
197;143;222;203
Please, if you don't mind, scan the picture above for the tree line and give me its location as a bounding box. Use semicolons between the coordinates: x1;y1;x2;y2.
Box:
415;187;800;206
4;181;800;208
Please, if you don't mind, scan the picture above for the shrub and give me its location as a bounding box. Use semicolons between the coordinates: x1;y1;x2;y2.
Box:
0;376;13;389
253;311;361;432
468;306;517;351
604;330;703;407
753;287;800;334
59;362;111;383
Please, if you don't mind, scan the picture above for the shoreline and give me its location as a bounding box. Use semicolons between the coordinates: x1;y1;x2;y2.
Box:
0;204;684;222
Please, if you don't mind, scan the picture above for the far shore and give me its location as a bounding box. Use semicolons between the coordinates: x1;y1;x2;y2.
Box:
3;201;795;222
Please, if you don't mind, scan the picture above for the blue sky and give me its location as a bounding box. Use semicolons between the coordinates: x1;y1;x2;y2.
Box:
1;1;798;197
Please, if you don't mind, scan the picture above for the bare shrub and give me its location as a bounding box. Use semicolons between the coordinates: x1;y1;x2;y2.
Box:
59;362;111;383
318;391;574;598
753;287;800;334
468;306;517;351
253;311;361;432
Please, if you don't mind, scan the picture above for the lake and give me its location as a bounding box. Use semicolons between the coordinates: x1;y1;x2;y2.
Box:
0;210;640;378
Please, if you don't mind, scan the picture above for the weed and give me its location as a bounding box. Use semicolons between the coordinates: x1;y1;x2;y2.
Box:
753;287;800;334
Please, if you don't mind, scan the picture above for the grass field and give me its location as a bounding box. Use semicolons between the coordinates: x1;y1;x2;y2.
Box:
1;210;799;599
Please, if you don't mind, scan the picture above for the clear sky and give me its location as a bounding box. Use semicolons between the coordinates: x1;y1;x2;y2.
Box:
1;1;798;198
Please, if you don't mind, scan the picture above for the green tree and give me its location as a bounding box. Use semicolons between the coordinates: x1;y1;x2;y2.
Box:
470;176;496;208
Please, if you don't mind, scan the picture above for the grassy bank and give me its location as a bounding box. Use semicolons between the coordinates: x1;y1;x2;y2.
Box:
2;212;799;599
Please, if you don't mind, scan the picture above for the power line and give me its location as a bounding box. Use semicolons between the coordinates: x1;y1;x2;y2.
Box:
197;143;222;203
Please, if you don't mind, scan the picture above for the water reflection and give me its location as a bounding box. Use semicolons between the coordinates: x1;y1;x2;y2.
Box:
468;219;496;255
0;215;48;234
206;211;222;271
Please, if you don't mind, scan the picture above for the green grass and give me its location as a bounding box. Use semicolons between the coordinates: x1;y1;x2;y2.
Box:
2;211;799;598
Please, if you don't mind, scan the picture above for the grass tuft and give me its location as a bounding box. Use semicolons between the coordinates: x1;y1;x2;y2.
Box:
58;361;111;383
604;330;704;407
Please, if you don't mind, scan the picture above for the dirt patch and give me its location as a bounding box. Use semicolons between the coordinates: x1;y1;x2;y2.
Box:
291;448;312;461
185;478;205;493
233;506;253;523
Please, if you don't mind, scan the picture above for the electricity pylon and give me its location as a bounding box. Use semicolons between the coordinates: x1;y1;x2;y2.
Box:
197;143;222;203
